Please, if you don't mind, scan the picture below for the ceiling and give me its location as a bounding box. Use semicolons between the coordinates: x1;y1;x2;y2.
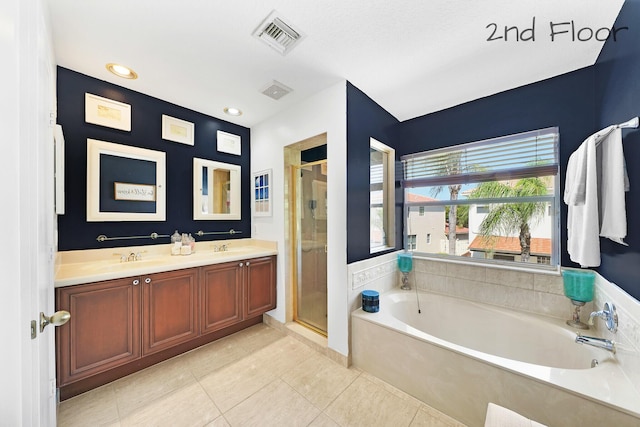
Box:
48;0;625;128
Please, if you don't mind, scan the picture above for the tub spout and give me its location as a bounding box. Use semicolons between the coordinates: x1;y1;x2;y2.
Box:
575;333;616;354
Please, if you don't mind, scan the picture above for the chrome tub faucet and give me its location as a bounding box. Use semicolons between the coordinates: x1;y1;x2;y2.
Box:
575;333;616;354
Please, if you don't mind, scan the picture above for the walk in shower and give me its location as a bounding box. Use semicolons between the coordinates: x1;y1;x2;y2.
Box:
286;137;328;336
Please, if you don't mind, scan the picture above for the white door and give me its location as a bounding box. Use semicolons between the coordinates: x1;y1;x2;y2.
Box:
0;0;57;424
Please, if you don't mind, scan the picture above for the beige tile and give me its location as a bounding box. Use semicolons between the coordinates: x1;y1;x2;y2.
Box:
325;376;419;427
410;404;467;427
533;272;564;295
485;268;534;290
309;413;340;427
224;379;320;427
57;384;120;427
205;416;231;426
112;356;196;416
281;351;360;409
225;323;286;353
446;263;486;282
198;353;277;412
360;372;425;407
181;335;250;378
120;382;219;427
251;335;316;376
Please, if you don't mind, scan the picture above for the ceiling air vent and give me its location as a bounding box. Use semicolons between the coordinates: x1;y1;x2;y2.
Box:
253;11;304;55
261;80;293;100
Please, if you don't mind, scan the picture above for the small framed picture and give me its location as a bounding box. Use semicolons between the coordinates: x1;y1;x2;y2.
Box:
252;169;272;217
85;93;131;131
162;114;195;146
217;130;241;155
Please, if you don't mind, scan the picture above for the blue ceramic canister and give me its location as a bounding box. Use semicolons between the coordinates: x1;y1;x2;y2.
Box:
362;290;380;313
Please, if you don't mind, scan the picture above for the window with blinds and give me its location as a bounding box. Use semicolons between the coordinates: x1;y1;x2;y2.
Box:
401;127;559;268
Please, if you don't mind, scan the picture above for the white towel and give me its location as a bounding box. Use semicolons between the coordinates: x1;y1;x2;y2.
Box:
564;126;630;267
598;127;629;245
564;130;601;267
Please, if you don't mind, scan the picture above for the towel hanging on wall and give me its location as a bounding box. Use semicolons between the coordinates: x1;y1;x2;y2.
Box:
564;118;636;267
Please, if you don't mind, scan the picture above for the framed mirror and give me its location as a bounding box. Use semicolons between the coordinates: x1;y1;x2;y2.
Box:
193;158;241;220
86;139;166;222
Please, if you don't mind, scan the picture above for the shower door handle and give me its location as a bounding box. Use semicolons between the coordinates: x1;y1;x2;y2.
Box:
324;244;328;253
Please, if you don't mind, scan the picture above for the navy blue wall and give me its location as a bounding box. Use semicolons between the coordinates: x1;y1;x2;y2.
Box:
346;83;401;264
594;1;640;300
396;66;598;269
57;67;251;250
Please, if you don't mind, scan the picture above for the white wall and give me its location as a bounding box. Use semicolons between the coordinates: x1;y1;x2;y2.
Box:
251;81;349;356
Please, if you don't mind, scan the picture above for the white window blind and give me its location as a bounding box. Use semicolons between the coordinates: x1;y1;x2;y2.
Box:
402;127;559;188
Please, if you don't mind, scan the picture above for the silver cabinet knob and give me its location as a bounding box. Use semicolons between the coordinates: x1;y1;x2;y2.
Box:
133;279;140;286
239;262;244;267
40;310;70;333
246;261;250;266
144;277;151;284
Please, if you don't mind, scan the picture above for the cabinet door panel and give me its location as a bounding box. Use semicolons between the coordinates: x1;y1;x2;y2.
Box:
201;262;243;334
56;278;140;385
245;256;276;318
143;269;198;355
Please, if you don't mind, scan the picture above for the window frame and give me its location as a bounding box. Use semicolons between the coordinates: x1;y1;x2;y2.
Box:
401;127;560;272
370;138;396;254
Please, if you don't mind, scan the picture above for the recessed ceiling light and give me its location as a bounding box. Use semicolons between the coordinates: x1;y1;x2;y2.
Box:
224;107;243;116
106;63;138;79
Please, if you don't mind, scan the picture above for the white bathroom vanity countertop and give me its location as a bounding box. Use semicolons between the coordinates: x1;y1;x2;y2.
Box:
55;239;277;287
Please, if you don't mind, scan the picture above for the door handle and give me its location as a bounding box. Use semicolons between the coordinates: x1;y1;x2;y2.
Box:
40;310;71;333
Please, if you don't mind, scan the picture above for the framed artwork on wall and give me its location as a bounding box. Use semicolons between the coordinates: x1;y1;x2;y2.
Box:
161;114;195;146
217;130;241;155
86;138;166;221
85;93;131;131
252;169;272;217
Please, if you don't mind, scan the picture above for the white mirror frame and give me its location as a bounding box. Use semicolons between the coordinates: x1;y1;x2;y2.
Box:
193;158;241;220
86;138;166;222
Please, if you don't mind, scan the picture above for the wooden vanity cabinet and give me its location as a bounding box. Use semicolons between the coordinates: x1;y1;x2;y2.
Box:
56;276;141;387
200;261;244;334
56;255;276;399
200;255;277;334
245;256;277;319
142;268;199;355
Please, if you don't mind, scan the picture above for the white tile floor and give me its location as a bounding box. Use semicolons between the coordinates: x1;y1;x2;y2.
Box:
57;323;466;427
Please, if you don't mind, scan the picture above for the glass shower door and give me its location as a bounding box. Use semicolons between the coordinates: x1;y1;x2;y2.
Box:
294;161;327;334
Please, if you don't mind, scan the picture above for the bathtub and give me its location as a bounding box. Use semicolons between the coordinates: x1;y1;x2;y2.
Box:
351;289;640;427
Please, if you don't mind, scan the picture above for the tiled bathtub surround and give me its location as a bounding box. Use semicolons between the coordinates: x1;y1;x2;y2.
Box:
347;251;398;314
593;273;640;395
409;257;590;320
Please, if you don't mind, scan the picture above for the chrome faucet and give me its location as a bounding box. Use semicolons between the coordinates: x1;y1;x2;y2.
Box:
588;302;618;333
127;252;137;262
575;333;616;354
